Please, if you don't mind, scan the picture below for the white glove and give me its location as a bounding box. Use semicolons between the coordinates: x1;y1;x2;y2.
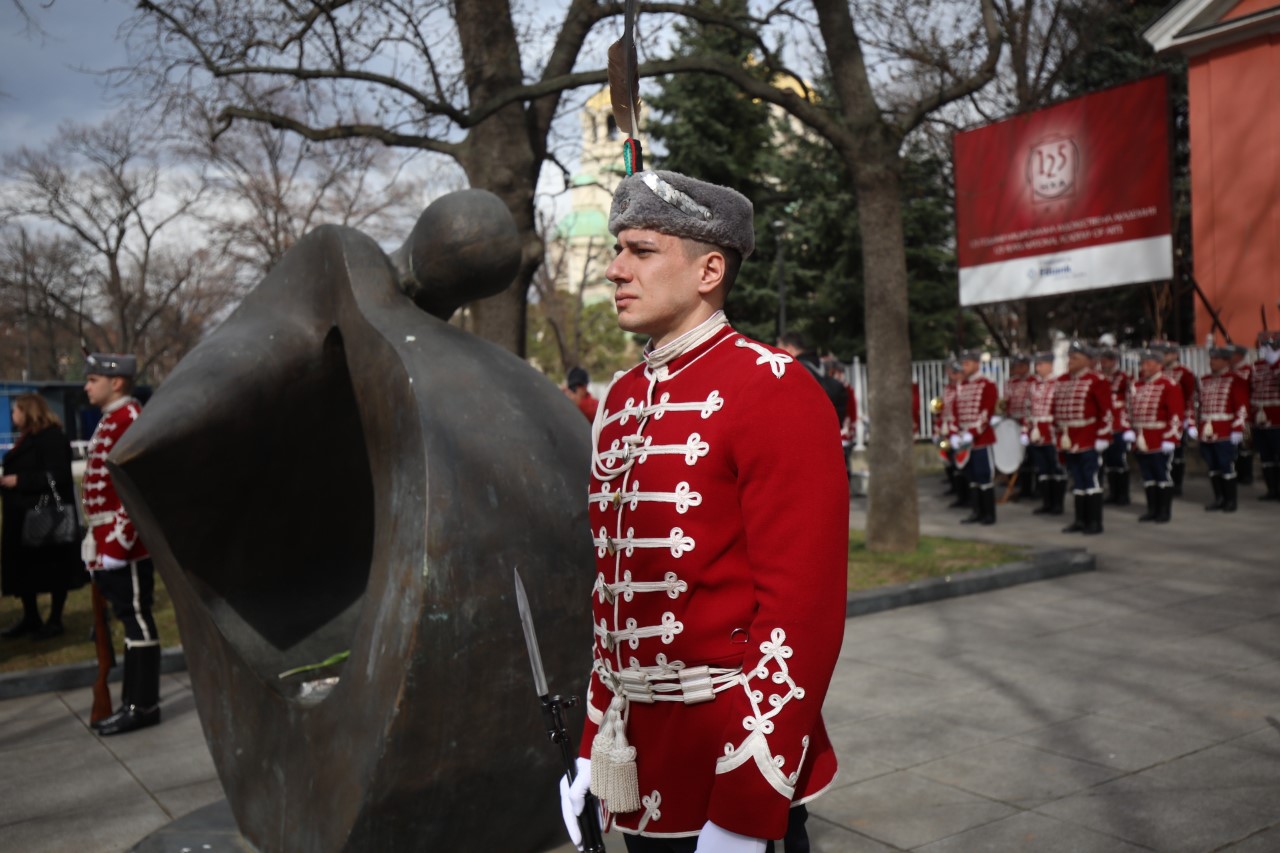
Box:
1266;346;1280;366
1019;433;1030;447
1186;424;1199;441
949;434;961;447
1122;430;1136;444
1094;439;1109;453
1231;431;1244;445
960;431;974;446
559;757;591;850
1161;441;1176;453
694;820;767;853
989;415;1003;426
101;555;129;569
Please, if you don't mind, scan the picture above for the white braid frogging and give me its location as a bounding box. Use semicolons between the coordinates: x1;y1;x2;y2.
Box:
715;628;810;798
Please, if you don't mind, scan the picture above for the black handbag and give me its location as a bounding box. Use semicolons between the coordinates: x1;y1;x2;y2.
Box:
21;472;81;548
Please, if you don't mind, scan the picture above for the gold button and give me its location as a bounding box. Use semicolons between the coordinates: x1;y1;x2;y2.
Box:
612;491;623;508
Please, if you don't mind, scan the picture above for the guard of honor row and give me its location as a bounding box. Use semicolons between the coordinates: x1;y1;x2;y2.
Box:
933;331;1280;533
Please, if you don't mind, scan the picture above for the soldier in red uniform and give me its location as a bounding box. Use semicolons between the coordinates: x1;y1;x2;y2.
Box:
1229;344;1255;485
1097;348;1133;506
566;366;601;422
1053;342;1113;534
939;360;968;507
81;353;162;736
1003;355;1036;501
1158;342;1199;496
952;350;999;525
1197;346;1250;512
558;171;848;853
1023;351;1065;515
1129;349;1184;523
1253;331;1280;501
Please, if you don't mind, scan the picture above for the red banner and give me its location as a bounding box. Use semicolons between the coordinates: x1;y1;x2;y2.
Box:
953;75;1173;305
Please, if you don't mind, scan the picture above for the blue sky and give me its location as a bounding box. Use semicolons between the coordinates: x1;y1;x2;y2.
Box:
0;0;134;150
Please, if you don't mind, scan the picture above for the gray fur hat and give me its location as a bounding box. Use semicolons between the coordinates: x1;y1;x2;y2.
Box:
1033;351;1054;364
608;170;755;258
1137;348;1162;363
1068;340;1094;357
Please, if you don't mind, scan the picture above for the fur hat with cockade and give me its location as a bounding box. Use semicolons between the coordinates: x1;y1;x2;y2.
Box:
608;170;755;259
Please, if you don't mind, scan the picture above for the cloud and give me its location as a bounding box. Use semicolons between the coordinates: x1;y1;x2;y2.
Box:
0;0;133;150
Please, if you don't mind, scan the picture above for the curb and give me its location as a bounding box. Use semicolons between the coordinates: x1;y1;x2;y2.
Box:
846;547;1095;618
0;646;187;701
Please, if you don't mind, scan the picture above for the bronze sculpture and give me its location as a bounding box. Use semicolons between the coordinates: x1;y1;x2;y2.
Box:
109;190;594;851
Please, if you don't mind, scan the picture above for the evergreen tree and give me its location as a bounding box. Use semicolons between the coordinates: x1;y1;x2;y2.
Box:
650;29;976;361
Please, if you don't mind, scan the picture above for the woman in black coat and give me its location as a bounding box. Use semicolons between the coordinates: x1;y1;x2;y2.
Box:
1;394;86;639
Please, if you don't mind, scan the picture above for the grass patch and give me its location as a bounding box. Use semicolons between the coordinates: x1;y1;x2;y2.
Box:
848;529;1026;592
0;573;179;674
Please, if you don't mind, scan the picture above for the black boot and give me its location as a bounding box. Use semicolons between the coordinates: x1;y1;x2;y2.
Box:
1;596;43;639
1205;475;1225;511
950;477;971;508
961;489;984;524
1104;471;1121;505
1236;451;1254;485
981;488;997;525
1156;486;1173;523
1261;467;1280;501
1172;460;1184;496
96;645;161;737
1114;470;1130;506
1051;479;1067;515
1083;493;1104;535
1033;478;1055;514
1062;494;1085;533
1020;464;1037;500
1221;477;1238;512
1138;485;1158;522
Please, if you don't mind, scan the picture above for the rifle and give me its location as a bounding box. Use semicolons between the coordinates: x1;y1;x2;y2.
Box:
90;582;115;723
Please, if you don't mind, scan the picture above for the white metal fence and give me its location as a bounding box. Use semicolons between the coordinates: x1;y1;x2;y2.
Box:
848;345;1214;445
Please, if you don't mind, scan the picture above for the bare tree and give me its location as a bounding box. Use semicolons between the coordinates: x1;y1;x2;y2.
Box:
185;96;428;277
0;226;88;379
127;0;636;355
0;117;229;379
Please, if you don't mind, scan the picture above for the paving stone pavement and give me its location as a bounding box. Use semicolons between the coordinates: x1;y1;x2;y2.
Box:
1;474;1276;852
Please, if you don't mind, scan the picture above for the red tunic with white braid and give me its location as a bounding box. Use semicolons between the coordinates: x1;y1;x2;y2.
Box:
1024;375;1058;446
1129;372;1185;452
1197;369;1249;442
81;396;148;569
955;373;998;446
1004;375;1034;424
1165;362;1199;422
1052;370;1113;451
580;324;848;840
1104;369;1132;433
1252;359;1280;428
938;382;959;436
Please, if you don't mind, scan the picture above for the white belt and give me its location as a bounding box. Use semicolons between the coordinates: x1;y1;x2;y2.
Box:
1202;414;1235;421
593;659;741;705
1133;421;1166;429
85;512;115;529
1059;419;1095;428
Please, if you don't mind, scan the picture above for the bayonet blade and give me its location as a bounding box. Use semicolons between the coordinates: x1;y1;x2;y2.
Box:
514;568;550;698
